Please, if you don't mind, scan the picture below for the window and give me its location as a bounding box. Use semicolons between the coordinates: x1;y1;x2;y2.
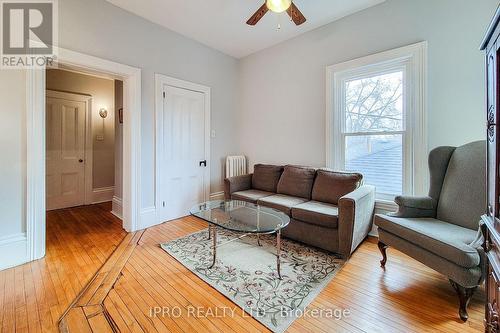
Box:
327;42;427;204
344;70;404;198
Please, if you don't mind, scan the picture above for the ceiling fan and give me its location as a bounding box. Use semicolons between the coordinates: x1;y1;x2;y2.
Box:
246;0;306;26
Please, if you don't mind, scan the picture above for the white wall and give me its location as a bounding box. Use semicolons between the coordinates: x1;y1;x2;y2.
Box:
0;0;497;269
238;0;497;170
0;0;239;268
58;0;240;205
0;70;27;269
0;70;26;237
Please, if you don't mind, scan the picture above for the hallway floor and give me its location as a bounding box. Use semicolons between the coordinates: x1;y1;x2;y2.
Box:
0;203;126;332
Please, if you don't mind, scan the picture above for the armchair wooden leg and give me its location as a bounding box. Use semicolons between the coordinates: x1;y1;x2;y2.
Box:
377;241;389;268
449;279;477;322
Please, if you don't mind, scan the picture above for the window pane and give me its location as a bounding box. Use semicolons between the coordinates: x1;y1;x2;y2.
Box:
344;71;403;133
345;134;402;196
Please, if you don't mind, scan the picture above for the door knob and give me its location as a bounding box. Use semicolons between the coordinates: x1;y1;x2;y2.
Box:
199;160;207;167
79;159;84;163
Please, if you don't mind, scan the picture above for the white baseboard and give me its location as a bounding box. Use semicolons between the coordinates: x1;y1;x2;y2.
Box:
209;191;224;200
138;192;227;231
140;206;157;230
111;196;123;220
92;186;115;204
0;233;28;271
368;227;378;237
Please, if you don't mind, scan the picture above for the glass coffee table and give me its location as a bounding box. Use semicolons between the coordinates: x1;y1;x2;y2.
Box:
190;200;290;279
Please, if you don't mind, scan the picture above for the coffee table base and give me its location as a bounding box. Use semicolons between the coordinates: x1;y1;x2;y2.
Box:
207;224;282;279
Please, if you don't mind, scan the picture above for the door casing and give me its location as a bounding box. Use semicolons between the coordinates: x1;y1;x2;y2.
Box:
26;46;142;264
155;74;211;224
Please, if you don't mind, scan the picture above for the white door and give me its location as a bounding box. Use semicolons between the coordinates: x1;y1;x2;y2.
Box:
158;84;208;222
46;95;87;210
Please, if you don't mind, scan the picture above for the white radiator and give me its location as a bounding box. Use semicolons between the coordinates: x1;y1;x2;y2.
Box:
225;155;247;178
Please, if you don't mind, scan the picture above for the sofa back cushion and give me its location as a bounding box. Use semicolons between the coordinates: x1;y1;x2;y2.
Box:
277;166;316;199
311;169;363;205
252;164;283;192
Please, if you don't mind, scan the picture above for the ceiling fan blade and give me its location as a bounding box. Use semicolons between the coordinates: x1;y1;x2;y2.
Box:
246;3;269;25
287;3;306;25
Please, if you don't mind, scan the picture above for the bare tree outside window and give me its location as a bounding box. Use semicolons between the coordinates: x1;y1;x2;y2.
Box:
345;71;403;133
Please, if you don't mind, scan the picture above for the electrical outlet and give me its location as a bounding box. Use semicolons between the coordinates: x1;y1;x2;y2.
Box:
211;129;216;138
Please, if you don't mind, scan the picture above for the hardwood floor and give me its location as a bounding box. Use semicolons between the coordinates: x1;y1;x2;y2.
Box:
0;204;485;332
0;203;127;333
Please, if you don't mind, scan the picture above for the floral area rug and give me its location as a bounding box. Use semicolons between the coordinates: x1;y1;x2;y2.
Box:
160;228;345;333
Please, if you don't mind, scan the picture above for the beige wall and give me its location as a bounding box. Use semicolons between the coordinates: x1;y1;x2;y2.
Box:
46;68;115;190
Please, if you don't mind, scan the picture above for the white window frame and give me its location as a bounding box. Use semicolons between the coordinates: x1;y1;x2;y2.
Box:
326;42;428;209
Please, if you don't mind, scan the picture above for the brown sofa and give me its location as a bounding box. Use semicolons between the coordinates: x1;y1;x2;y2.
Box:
224;164;376;258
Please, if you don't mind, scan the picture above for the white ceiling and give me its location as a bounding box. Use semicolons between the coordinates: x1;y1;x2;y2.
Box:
105;0;385;58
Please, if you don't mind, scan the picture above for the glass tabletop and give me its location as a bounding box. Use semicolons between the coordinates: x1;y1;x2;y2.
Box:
190;200;290;234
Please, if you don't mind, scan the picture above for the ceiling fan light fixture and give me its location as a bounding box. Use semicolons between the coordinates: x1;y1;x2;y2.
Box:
266;0;292;13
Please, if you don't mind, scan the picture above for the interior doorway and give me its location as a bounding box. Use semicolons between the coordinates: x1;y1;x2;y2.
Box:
45;68;124;218
25;47;142;264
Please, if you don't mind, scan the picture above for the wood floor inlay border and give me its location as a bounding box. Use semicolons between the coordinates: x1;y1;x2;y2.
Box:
59;230;145;333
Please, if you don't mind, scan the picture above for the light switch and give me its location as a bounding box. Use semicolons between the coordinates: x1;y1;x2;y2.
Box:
96;135;104;141
211;129;216;138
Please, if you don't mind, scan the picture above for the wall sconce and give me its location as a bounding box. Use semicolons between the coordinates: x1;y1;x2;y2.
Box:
96;108;108;142
99;108;108;119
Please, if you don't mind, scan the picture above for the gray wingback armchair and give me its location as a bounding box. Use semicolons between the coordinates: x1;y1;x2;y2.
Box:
374;141;486;322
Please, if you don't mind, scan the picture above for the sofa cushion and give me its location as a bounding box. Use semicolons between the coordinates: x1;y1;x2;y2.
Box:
375;215;480;268
231;189;274;204
257;194;308;216
378;229;483;288
252;164;283;193
312;169;362;205
277;166;316;199
291;201;339;229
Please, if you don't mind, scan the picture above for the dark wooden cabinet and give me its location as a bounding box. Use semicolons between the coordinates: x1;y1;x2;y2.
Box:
482;5;500;333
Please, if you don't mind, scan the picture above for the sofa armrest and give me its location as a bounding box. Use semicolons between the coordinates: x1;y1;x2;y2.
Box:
338;185;376;259
389;196;437;218
224;174;253;200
